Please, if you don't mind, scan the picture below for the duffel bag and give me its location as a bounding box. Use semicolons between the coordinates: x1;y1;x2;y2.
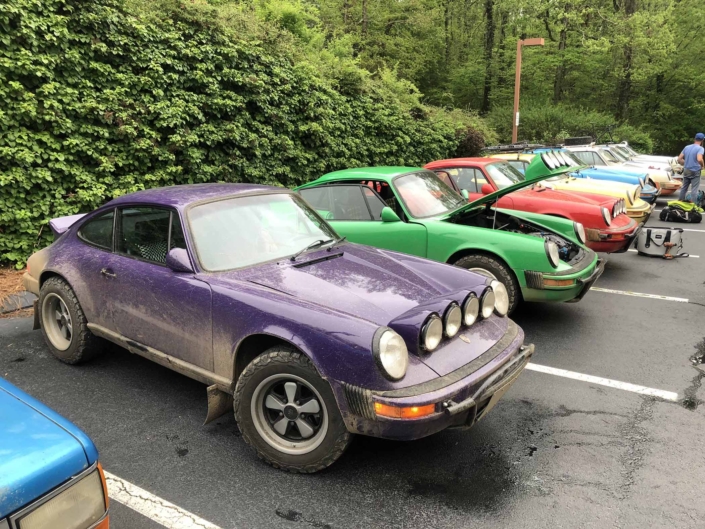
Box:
684;190;705;208
635;227;688;259
660;202;703;223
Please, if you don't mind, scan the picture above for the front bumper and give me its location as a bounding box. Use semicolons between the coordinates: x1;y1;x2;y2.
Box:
627;203;654;224
335;320;532;440
22;272;40;296
586;223;643;253
640;189;660;204
569;257;606;302
659;180;682;195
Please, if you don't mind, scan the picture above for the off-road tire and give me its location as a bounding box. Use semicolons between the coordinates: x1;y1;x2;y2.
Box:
38;277;103;364
234;347;352;473
452;254;520;314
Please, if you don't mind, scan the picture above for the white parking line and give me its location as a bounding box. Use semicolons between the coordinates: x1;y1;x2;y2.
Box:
526;363;679;401
105;471;223;529
681;228;705;233
627;249;699;258
591;287;688;303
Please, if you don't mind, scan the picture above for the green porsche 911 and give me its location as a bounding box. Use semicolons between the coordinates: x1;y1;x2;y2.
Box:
296;154;605;314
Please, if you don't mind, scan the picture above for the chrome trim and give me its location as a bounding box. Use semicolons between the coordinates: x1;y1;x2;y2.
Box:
8;462;105;529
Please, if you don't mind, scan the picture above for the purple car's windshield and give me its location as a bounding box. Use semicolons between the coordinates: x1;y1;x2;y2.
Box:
394;171;465;218
189;193;337;271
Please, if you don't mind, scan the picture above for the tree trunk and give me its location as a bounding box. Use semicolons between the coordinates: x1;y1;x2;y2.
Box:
616;0;636;120
496;9;508;88
362;0;368;36
553;10;569;103
444;0;451;67
343;0;350;26
481;0;495;114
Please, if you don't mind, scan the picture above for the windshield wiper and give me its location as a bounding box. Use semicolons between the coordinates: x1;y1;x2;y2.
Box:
290;239;335;261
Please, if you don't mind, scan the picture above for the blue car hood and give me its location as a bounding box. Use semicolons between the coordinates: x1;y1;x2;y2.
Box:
0;379;97;518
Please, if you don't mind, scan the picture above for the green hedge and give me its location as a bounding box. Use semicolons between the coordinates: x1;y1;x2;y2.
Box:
0;0;466;265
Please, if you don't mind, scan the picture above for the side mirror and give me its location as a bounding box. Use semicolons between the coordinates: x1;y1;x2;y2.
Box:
380;207;401;223
461;189;469;200
166;248;194;273
481;184;494;195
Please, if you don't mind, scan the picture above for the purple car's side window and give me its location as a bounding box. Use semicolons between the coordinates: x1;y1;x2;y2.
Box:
77;210;115;251
118;207;176;265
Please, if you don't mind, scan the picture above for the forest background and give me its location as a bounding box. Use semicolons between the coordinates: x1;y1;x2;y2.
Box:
1;0;703;264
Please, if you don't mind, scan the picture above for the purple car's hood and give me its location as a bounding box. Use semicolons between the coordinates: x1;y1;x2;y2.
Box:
209;243;487;326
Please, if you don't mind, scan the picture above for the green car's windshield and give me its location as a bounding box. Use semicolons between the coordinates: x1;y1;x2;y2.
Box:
486;162;525;189
394;171;465;218
189;193;337;271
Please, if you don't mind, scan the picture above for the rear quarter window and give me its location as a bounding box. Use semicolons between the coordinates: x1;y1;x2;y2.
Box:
78;210;114;250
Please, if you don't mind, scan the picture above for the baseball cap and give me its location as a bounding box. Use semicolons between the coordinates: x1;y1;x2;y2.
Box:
696;132;705;141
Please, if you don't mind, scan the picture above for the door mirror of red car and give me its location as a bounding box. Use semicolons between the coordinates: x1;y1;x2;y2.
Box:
481;184;494;195
380;207;401;223
166;248;194;273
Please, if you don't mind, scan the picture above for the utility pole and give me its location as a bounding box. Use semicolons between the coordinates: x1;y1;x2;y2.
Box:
512;38;544;143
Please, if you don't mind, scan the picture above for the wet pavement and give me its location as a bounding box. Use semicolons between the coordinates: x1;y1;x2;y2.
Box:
1;196;704;528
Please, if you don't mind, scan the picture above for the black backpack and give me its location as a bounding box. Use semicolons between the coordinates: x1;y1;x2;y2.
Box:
659;206;703;223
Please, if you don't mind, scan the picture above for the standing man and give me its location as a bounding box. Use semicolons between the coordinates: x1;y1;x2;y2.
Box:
677;132;704;203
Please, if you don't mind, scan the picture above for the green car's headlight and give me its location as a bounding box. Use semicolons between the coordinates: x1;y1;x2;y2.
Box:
462;293;479;326
545;241;560;268
421;314;443;352
373;328;408;380
17;467;107;529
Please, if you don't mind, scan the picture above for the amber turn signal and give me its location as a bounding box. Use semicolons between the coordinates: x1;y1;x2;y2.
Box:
542;278;575;287
374;402;436;419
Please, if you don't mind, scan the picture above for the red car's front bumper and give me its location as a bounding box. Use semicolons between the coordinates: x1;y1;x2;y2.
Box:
585;221;642;253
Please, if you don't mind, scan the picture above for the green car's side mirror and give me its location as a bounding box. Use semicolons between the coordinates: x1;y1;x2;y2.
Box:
461;189;469;200
381;207;401;223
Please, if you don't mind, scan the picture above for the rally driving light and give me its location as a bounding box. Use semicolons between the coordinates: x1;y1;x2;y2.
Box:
17;467;107;529
574;222;586;245
374;328;408;380
601;207;612;226
421;314;443;352
480;288;495;319
443;303;462;338
490;280;509;316
462;293;479;326
545;240;560;268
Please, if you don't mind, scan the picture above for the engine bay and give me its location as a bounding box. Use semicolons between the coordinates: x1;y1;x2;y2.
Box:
450;206;583;264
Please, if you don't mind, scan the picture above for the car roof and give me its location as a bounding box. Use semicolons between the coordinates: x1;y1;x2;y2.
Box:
425;158;506;169
308;167;424;185
106;183;285;208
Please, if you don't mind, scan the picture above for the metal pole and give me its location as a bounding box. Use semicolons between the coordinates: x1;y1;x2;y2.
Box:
512;40;523;144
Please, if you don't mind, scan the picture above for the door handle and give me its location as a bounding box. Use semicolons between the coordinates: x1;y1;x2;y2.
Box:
101;268;116;278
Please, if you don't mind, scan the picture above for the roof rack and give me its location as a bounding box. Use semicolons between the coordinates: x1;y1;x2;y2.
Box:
483;143;545;153
563;136;594;146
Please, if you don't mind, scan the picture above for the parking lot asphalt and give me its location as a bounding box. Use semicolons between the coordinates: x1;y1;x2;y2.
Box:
2;196;704;529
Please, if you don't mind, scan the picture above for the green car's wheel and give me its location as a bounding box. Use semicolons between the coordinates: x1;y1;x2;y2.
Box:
452;254;520;314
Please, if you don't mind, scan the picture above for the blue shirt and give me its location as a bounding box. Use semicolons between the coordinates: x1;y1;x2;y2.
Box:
682;144;704;172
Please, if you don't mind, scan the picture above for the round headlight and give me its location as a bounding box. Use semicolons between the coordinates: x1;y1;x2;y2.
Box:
556;151;569;166
601;207;612;226
462;294;479;326
574;222;586;244
374;328;408;380
443;304;462;338
545;240;560;268
548;152;561;168
639;177;645;188
480;288;495;319
421;315;443;352
490;280;509;316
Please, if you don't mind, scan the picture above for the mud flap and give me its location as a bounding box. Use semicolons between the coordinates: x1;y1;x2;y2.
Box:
33;300;40;330
204;384;233;425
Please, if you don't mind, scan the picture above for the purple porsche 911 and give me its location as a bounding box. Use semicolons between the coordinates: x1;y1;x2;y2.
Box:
23;184;534;472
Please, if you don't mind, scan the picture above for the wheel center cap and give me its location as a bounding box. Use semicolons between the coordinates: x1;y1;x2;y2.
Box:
283;405;298;420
